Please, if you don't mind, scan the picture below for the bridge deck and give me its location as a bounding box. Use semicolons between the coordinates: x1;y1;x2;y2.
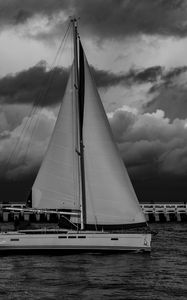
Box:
0;203;186;222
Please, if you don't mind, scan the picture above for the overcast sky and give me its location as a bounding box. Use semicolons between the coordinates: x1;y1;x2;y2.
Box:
0;0;187;203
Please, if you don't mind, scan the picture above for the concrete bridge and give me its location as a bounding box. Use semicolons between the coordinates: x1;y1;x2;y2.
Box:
141;203;187;222
0;203;186;223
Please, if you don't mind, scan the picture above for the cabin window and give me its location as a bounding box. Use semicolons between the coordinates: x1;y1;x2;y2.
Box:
78;236;86;239
10;238;19;241
111;237;118;241
68;236;76;239
58;236;67;239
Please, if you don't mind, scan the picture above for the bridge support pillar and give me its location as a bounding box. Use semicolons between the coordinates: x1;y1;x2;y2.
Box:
165;213;170;221
36;214;40;222
3;212;9;222
155;213;160;222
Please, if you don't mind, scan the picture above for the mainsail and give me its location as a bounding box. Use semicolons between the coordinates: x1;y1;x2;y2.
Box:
32;63;80;210
32;29;146;227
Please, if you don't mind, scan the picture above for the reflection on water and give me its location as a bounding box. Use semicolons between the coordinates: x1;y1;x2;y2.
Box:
0;223;186;300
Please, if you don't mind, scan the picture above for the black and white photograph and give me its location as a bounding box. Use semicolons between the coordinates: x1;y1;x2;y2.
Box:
0;1;186;299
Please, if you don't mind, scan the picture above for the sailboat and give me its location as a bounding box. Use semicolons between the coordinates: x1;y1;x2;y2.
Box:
0;19;151;253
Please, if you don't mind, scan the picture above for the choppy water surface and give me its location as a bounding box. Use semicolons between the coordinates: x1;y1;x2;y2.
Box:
0;223;186;300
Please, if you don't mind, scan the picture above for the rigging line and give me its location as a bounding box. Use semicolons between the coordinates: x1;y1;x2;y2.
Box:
2;21;71;178
30;20;71;109
22;24;72;165
60;214;79;230
33;26;71;108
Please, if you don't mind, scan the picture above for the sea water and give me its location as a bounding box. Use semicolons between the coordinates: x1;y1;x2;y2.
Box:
0;223;186;300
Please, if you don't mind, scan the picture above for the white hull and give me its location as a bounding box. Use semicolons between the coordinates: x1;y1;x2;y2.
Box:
0;230;151;253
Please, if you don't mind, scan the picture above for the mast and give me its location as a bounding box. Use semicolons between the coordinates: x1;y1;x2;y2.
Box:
72;18;87;230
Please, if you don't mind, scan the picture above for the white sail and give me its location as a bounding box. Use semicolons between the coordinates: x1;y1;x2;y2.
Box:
32;63;80;210
83;55;146;225
32;46;146;225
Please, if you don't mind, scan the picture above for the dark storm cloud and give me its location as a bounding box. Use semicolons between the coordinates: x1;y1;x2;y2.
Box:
0;0;70;27
145;86;187;121
0;62;130;106
0;62;140;106
125;66;163;85
1;62;186;107
95;64;187;88
76;0;187;39
162;66;187;83
148;65;187;92
109;108;187;178
128;65;187;86
90;67;126;88
133;67;163;83
0;0;187;40
144;66;187;120
0;61;69;106
108;107;187;202
0;63;122;107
